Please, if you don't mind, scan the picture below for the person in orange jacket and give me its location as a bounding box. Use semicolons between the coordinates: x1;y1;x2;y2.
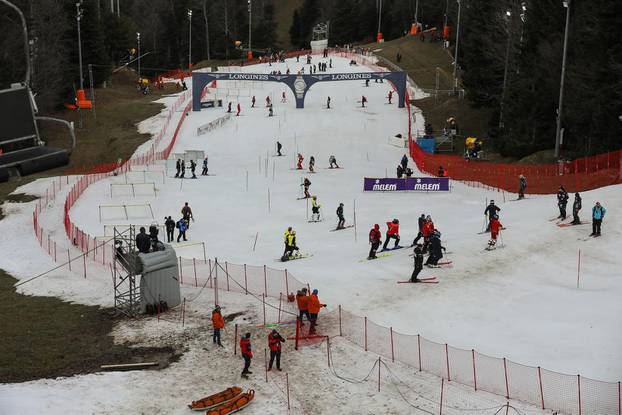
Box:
211;305;224;347
381;219;401;251
295;288;310;324
308;289;326;335
421;216;435;253
240;332;253;377
268;329;286;371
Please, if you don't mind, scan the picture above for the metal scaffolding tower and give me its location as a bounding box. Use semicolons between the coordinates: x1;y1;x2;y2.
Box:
113;225;141;316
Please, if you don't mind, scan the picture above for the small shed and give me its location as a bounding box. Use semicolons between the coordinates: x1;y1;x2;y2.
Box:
138;244;181;313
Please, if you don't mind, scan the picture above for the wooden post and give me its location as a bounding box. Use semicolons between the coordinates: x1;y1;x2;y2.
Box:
326;336;331;367
244;264;248;294
193;258;197;287
225;261;230;291
295;317;300;351
284;269;289;295
278;293;282;323
83;254;87;278
264;348;268;382
202;242;207;262
181;297;186;327
286;372;291;410
68;249;71;271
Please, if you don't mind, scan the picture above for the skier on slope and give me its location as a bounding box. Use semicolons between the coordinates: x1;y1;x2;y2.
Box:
227;102;232;113
266;96;271;107
425;230;446;266
281;230;300;261
329;155;340;169
283;227;293;256
590;202;606;236
176;217;188;242
240;333;253;378
251;96;256;108
297;153;304;170
518;174;527;199
309;156;315;172
336;203;345;229
311;196;321;221
301;177;311;199
165;216;175;243
361;95;367;108
179;160;186;178
387;90;393;104
308;289;326;335
236;102;241;116
397;164;404;178
326;96;331;109
281;91;287;103
557;186;569;220
277;141;283;156
421;216;435;253
484;200;501;232
181;202;193;226
368;224;382;259
410;244;424;282
487;215;503;250
382;219;401;251
175;159;182;178
201;157;208;175
570;193;582;225
190;160;197;178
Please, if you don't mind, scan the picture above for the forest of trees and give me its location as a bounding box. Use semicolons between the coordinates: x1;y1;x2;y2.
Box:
0;0;620;157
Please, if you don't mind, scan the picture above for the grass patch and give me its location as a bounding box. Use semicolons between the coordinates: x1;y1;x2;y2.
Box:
0;270;178;383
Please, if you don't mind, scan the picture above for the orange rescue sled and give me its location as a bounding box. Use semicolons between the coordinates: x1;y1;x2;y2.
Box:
205;389;255;415
188;387;242;411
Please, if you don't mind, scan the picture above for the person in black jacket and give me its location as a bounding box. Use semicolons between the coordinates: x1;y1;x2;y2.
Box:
410;244;424;282
336;203;345;229
190;160;197;179
135;227;151;254
571;193;582;224
397;164;404;178
175;159;182;178
484;200;501;232
557;186;569;220
165;216;175;242
425;231;446;266
412;214;427;246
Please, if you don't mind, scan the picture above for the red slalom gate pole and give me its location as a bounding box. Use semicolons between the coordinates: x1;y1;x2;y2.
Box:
577;249;581;288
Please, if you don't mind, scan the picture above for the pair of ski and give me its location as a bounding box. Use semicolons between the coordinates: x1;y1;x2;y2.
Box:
578;234;600;242
426;261;453;268
397;277;438;284
329;225;354;232
556;221;589;228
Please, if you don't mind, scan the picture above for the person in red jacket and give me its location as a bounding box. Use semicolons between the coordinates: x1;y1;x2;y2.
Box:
297;153;304;170
308;289;326;335
421;216;435;253
487;215;503;250
268;329;286;371
240;332;253;377
382;219;400;251
368;224;382;259
211;305;224;347
236;102;241;116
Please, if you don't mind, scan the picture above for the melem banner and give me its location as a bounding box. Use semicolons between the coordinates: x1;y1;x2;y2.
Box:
363;177;450;192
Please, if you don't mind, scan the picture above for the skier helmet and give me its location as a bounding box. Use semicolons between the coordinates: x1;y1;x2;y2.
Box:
312;196;317;200
426;215;432;221
490;200;495;204
393;218;399;224
340;203;344;206
291;230;296;235
312;289;318;295
433;229;441;237
374;224;380;230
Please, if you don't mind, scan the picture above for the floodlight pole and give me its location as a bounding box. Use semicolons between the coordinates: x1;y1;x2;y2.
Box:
453;0;462;90
0;0;30;86
76;1;84;90
555;0;571;158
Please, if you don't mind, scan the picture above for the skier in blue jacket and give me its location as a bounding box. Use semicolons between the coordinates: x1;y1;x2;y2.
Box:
176;218;188;242
590;202;606;236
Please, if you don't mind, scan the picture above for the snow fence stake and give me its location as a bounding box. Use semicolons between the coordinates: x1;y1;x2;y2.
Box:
578;374;582;415
263;265;267;297
294;317;300;351
181;297;186;327
439;378;444;415
262;293;266;327
538;367;545;409
234;324;238;355
193;258;197;287
377;356;381;392
278;293;282;323
284;269;289;296
364;316;368;351
264;348;268;382
225;261;230;291
202;242;206;262
83;254;87;278
503;357;509;398
617;381;621;415
244;264;248;294
286;372;291;410
472;349;477;391
577;249;581;288
445;344;451;381
417;334;422;371
390;327;395;362
178;256;183;284
338;305;342;336
326;336;330;367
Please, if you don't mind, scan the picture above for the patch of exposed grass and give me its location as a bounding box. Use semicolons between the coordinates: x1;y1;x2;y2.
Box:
0;271;178;383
